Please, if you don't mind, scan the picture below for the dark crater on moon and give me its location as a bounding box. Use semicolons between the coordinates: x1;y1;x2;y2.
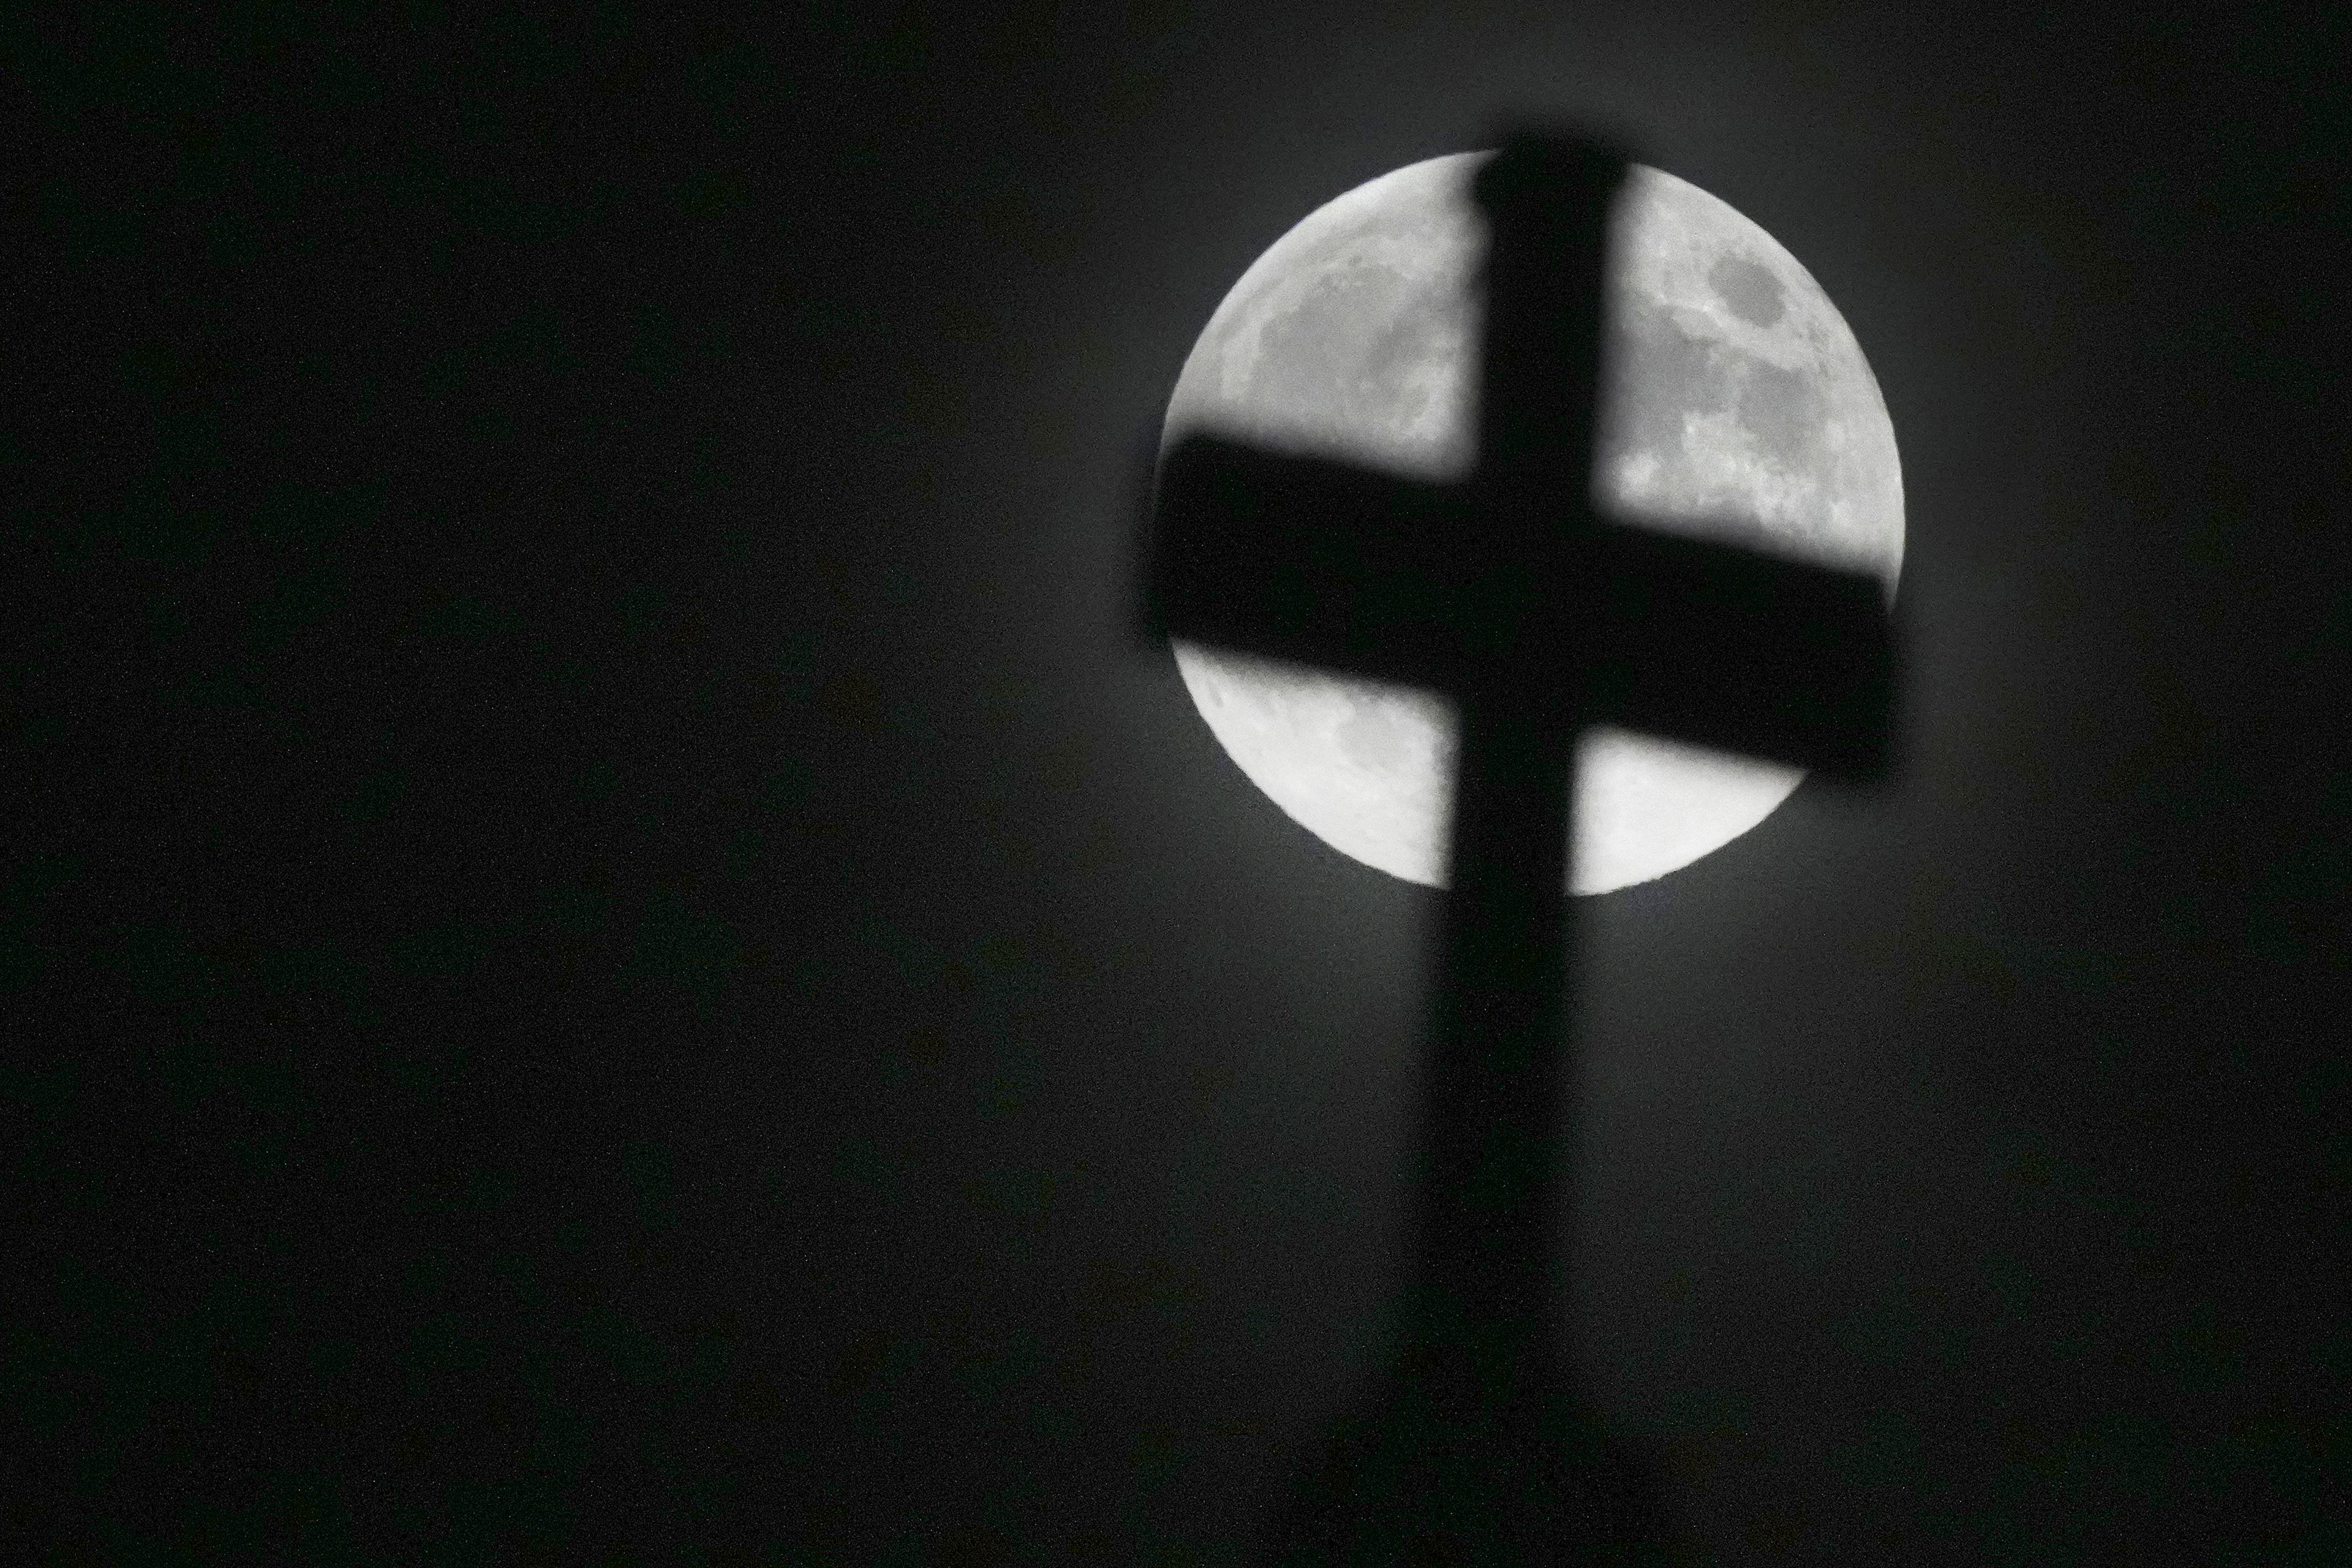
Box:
1605;296;1823;472
1605;303;1731;456
1738;359;1819;467
1708;253;1785;326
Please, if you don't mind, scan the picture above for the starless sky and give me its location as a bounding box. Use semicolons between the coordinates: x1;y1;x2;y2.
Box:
14;4;2348;1562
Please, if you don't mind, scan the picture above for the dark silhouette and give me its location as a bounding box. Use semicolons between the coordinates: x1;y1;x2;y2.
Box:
1139;129;1899;1563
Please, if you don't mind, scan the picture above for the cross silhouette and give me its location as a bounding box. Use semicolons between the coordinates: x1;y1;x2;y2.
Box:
1140;130;1898;1561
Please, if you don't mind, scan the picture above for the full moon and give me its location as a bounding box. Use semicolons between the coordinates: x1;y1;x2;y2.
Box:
1163;151;1903;894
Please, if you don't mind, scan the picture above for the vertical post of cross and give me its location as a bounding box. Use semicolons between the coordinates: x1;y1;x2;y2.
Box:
1405;140;1627;1401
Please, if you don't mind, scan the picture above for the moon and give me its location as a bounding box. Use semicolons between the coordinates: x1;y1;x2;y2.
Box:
1162;151;1904;895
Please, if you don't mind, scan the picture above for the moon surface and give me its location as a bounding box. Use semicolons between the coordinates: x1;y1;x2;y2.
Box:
1163;151;1903;895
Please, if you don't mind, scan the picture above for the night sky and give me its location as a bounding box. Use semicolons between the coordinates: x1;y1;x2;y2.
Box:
17;5;2347;1560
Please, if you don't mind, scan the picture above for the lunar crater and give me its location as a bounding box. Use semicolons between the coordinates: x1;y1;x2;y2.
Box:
1708;252;1787;326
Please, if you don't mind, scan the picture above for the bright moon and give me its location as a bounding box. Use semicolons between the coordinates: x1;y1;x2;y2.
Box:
1163;151;1904;894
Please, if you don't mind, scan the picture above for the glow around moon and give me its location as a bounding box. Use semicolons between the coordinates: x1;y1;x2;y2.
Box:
1162;151;1903;895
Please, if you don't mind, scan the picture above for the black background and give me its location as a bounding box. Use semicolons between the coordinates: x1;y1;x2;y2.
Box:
14;4;2347;1560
